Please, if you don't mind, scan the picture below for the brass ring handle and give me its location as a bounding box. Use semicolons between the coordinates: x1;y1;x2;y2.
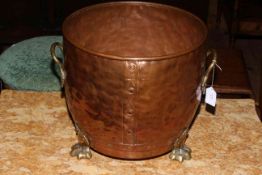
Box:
50;42;66;88
201;49;217;91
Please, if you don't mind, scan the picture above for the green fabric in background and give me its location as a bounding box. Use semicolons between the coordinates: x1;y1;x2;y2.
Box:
0;36;63;91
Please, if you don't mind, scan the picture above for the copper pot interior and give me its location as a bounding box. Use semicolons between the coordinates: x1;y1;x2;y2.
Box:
63;2;206;58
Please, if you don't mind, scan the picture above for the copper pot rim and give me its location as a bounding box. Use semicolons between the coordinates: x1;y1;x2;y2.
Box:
62;1;208;61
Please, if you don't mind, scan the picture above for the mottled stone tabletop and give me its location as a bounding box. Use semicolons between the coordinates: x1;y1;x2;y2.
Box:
0;90;261;175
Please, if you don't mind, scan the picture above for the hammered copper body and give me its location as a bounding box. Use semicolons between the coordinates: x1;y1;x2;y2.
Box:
60;2;207;159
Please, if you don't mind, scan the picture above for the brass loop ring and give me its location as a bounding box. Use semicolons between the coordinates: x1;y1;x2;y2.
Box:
50;42;66;88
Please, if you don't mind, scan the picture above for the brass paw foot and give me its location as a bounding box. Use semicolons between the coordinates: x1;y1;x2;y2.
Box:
70;143;92;159
70;123;92;160
169;145;192;162
169;128;191;162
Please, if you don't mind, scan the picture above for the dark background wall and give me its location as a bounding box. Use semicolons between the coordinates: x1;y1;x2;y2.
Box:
0;0;210;52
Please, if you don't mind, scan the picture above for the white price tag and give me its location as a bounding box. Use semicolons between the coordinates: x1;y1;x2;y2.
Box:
205;87;217;107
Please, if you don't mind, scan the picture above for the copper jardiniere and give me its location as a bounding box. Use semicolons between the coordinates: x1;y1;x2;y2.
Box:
51;2;216;161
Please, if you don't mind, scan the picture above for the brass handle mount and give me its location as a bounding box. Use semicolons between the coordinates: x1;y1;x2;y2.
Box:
50;42;66;88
